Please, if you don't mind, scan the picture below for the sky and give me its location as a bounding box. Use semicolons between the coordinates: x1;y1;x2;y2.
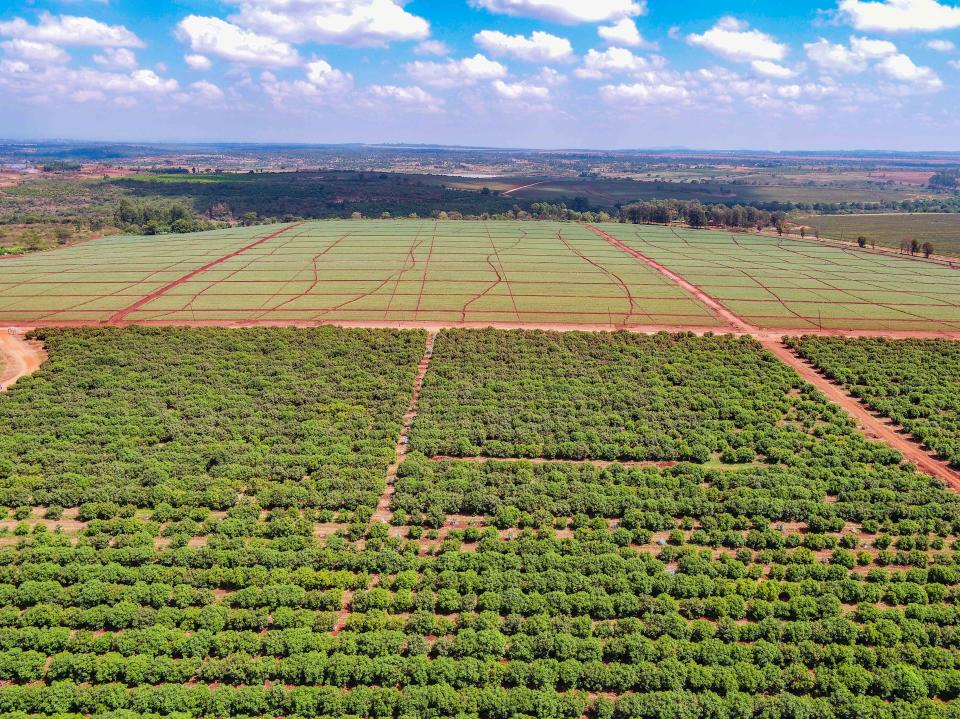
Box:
1;0;960;150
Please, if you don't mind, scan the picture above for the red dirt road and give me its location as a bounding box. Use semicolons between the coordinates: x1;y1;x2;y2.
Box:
581;223;755;333
761;339;960;490
372;332;436;524
107;223;301;324
0;329;46;392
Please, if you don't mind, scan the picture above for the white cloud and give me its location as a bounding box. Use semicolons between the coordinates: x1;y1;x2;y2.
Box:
189;80;225;101
950;58;960;67
176;16;300;67
876;52;943;88
0;13;143;48
1;39;69;65
492;79;550;100
414;39;450;56
536;67;568;85
927;38;956;50
227;0;429;47
185;54;213;70
600;80;690;105
474;30;573;63
260;60;353;105
368;84;443;110
751;60;797;78
576;46;660;78
805;35;896;73
598;18;649;47
93;47;137;70
837;0;960;32
468;0;645;24
406;53;507;88
687;17;787;62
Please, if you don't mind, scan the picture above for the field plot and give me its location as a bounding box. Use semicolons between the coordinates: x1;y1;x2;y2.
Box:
0;224;281;323
0;220;720;328
0;328;960;716
597;223;960;331
0;326;425;510
795;213;960;258
787;336;960;467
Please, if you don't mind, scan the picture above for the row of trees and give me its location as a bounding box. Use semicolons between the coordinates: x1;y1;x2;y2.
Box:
619;201;784;230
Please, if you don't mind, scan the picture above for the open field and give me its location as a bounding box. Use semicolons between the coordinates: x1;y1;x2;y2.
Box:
597;223;960;332
0;220;721;327
795;213;960;257
1;327;960;716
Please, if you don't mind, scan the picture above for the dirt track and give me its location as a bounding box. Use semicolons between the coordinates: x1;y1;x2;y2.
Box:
0;329;46;392
761;339;960;490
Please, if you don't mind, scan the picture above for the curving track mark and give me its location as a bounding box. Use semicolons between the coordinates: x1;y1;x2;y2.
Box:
107;223;302;324
559;233;636;325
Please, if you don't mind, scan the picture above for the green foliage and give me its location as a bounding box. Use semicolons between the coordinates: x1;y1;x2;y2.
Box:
788;336;960;467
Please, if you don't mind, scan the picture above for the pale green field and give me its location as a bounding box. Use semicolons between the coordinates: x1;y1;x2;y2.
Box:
597;223;960;331
0;221;719;327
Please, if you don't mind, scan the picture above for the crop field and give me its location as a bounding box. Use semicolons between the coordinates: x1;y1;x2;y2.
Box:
2;327;960;717
0;220;720;328
787;336;960;467
794;214;960;258
597;223;960;331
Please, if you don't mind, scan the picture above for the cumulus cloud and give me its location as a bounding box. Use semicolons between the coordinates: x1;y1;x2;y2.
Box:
927;38;956;50
804;35;897;73
414;39;450;56
468;0;645;24
492;79;550;100
687;17;787;62
474;30;573;63
751;60;797;78
368;84;443;110
598;18;649;47
1;39;69;65
600;80;690;105
837;0;960;32
0;64;179;104
876;52;943;88
576;46;661;78
176;15;300;67
226;0;429;46
185;54;213;70
94;47;137;70
260;60;353;105
405;53;507;88
0;13;143;48
189;80;225;102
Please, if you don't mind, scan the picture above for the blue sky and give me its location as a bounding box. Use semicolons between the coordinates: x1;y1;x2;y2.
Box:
1;0;959;149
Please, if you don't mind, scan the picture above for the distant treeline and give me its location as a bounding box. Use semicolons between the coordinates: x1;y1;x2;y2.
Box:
619;200;782;229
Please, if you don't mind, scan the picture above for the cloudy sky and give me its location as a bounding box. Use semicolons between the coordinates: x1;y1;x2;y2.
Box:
1;0;960;149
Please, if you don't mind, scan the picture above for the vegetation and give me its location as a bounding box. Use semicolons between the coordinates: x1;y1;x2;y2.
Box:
787;336;960;468
410;330;896;463
0;326;425;511
0;328;959;716
793;214;960;258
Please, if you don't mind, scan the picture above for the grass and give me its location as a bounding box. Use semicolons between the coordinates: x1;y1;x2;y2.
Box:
794;213;960;257
0;220;720;327
597;223;960;332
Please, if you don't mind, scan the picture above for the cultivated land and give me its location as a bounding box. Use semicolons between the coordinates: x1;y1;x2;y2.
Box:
597;223;960;332
3;219;960;332
1;327;960;717
0;220;720;328
795;213;960;257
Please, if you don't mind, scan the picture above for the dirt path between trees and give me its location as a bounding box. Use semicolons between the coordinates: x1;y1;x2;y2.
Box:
581;223;755;333
761;339;960;490
0;329;46;392
372;332;436;524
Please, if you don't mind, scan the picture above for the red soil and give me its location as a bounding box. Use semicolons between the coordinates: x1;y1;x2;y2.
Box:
0;328;46;392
